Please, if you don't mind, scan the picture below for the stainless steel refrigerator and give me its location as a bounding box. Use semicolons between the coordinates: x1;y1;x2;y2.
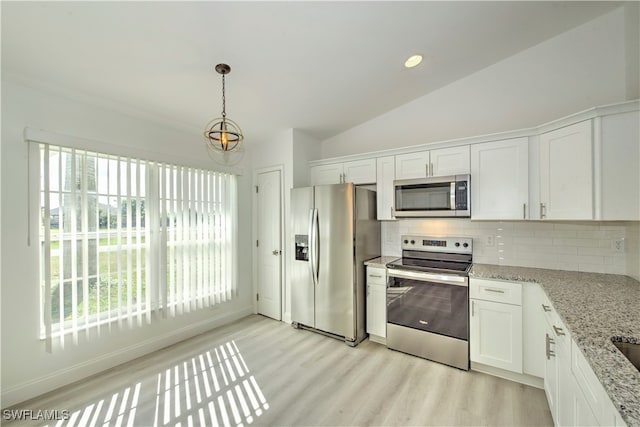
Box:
291;183;380;346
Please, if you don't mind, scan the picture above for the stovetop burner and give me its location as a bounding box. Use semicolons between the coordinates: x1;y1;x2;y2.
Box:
387;235;473;275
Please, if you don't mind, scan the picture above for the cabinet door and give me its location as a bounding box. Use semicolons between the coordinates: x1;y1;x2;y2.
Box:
470;299;523;373
376;156;395;220
366;267;387;339
430;145;470;176
522;283;545;378
545;323;559;424
366;284;386;338
471;138;528;219
310;163;343;185
540;120;593;220
344;158;376;184
395;151;429;180
600;111;640;220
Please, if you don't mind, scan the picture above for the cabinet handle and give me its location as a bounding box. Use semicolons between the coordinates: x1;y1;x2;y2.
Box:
523;203;527;219
390;206;394;218
553;325;565;336
471;300;475;317
540;202;546;219
426;164;430;177
430;163;434;176
546;333;556;359
367;285;370;296
541;304;552;312
369;274;383;278
484;288;505;294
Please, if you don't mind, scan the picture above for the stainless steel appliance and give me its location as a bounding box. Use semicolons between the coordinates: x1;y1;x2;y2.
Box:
393;174;470;218
291;183;380;346
386;235;472;370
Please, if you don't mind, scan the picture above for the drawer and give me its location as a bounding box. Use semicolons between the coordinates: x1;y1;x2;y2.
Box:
366;266;386;285
470;278;522;305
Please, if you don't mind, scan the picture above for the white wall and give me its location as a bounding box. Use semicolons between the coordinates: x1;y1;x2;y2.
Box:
382;220;629;275
0;78;254;406
251;128;320;323
321;6;635;158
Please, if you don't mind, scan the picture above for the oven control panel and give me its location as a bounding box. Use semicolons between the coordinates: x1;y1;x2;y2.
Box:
400;235;473;254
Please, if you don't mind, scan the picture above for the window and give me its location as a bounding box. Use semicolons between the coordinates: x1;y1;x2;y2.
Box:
38;144;237;348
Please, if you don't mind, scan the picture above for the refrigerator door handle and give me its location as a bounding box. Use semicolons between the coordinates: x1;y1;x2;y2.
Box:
312;208;320;285
308;209;317;286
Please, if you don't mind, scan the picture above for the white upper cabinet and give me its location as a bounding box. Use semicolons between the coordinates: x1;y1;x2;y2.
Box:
310;163;343;185
539;120;593;220
431;146;470;177
395;151;429;179
599;110;640;220
310;158;376;185
343;158;377;184
395;146;469;180
376;156;395;220
471;138;529;220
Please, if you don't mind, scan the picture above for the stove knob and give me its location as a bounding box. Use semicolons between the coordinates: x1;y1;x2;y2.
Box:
403;239;409;244
463;243;469;248
410;240;415;244
455;242;460;247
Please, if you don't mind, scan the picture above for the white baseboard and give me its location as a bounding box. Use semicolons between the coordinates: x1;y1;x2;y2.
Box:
471;362;544;389
2;306;253;408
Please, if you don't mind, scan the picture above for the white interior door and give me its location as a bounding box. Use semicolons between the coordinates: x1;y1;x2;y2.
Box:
257;169;282;320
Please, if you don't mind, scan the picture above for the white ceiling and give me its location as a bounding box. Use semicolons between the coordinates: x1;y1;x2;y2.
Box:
2;1;621;144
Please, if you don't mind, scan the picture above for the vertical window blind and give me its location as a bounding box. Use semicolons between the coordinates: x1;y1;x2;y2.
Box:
38;143;237;351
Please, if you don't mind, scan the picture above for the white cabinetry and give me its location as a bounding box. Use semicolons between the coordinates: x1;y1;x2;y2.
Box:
310;158;376;185
470;279;523;373
395;146;470;180
471;138;529;219
599;110;640;220
522;282;545;378
541;293;613;427
310;163;343;185
366;266;386;343
539;120;593;220
376;156;395;220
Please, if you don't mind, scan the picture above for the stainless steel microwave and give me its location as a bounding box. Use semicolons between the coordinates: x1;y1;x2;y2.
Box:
393;174;470;217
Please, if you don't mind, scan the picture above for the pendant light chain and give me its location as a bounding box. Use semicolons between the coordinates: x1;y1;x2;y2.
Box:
221;73;226;119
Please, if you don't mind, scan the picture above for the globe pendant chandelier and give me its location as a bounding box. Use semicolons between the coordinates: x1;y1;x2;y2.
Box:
204;64;244;162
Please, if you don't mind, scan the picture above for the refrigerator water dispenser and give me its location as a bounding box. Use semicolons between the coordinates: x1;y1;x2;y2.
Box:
295;235;309;261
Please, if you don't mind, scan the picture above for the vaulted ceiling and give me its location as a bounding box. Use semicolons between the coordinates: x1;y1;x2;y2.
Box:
1;1;620;144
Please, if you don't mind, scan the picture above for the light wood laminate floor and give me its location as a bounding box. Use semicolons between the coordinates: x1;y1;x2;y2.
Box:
5;315;553;426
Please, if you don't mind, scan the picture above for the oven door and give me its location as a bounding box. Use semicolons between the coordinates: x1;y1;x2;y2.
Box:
387;269;468;341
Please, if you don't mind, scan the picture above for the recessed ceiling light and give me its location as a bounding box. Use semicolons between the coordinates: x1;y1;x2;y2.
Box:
404;54;423;68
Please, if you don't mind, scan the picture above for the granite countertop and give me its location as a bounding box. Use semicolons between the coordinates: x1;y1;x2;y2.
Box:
470;264;640;426
364;256;399;268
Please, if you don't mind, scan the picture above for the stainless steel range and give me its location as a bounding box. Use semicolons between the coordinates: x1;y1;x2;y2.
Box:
386;235;472;370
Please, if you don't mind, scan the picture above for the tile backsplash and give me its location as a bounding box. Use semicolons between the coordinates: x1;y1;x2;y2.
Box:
382;220;639;276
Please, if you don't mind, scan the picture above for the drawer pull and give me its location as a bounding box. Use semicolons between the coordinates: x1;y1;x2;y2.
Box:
541;304;552;312
553;325;565;336
369;274;383;278
546;333;556;359
484;288;505;294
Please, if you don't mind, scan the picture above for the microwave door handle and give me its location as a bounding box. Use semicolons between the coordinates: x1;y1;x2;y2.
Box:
450;182;456;210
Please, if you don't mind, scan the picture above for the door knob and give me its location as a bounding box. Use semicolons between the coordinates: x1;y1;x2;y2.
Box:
272;250;281;255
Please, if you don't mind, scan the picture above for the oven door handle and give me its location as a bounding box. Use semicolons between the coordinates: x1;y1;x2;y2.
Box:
387;269;468;287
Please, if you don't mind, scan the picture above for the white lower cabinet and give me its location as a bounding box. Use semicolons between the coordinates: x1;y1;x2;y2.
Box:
366;266;386;343
469;279;523;373
540;292;624;427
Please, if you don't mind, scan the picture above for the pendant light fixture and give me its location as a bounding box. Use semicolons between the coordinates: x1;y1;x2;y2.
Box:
204;63;244;157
